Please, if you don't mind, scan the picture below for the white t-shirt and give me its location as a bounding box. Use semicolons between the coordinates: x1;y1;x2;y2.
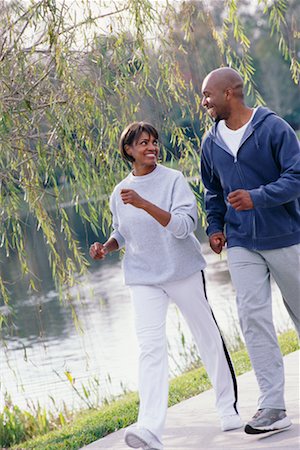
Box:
218;108;257;158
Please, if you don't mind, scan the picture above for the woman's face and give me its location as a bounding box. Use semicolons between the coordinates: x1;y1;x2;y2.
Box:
126;131;159;169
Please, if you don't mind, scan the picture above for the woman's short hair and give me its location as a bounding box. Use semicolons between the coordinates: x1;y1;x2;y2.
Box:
119;122;159;163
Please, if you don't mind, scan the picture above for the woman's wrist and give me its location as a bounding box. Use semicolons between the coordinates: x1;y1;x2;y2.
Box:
102;238;119;254
140;198;150;210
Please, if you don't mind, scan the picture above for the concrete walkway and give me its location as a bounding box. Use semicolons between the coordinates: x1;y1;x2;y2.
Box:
81;351;300;450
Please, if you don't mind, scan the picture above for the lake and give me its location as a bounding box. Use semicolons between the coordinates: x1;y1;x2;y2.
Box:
0;235;293;413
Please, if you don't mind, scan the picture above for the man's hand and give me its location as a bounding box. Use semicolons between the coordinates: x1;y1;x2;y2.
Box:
227;189;254;211
209;232;226;254
120;189;146;208
89;242;108;260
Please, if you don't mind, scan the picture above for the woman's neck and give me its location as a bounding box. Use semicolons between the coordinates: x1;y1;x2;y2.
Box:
132;164;157;176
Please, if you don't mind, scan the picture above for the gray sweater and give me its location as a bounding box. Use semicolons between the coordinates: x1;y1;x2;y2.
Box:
109;164;206;285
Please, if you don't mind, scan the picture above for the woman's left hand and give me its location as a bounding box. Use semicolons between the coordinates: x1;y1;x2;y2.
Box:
120;189;146;209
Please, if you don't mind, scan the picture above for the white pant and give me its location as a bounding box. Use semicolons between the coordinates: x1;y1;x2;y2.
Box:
227;244;300;410
129;270;238;441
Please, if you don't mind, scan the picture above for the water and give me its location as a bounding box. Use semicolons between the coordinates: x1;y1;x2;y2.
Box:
0;239;293;413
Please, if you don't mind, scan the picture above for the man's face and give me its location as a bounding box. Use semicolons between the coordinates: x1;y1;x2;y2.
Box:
201;75;230;121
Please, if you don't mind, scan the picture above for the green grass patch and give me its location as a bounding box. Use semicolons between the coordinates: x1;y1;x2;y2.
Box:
11;329;299;450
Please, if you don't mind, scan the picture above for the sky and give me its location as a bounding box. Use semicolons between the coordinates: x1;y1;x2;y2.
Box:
19;0;260;51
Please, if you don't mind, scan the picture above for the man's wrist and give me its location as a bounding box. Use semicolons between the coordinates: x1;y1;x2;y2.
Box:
209;231;224;237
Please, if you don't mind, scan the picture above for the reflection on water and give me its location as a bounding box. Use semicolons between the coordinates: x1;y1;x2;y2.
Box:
0;237;293;412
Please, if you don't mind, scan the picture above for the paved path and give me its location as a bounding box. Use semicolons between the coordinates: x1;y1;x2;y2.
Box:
81;350;300;450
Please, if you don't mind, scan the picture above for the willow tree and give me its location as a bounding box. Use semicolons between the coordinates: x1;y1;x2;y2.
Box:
0;0;298;325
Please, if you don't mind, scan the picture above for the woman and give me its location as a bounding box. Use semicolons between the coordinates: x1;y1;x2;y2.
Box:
89;122;242;450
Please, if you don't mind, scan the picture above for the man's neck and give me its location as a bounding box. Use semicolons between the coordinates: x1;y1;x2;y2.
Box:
225;106;253;130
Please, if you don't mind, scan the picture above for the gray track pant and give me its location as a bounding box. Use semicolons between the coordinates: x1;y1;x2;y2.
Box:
227;244;300;410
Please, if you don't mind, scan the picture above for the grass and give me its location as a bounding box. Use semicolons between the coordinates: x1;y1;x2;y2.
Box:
11;329;299;450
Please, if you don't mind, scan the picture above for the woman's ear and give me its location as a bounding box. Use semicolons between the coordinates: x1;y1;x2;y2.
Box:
125;144;132;156
124;144;135;162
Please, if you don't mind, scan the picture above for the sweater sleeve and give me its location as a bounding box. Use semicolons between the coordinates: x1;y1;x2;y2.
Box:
249;120;300;208
200;144;227;236
109;190;126;249
165;173;198;239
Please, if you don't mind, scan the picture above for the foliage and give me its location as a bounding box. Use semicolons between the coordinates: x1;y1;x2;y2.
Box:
8;393;140;450
0;4;298;449
0;393;73;447
7;329;298;449
0;0;299;320
248;0;300;127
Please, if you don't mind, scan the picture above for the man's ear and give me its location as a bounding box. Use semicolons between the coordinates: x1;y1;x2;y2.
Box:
225;87;233;100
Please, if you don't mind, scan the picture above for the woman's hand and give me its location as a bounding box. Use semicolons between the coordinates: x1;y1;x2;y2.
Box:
120;189;146;208
120;188;171;226
89;242;108;260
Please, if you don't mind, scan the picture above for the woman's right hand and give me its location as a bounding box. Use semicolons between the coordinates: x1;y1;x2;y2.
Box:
89;242;108;260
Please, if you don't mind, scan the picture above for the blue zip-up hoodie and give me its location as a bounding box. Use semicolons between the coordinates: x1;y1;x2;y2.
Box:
201;106;300;250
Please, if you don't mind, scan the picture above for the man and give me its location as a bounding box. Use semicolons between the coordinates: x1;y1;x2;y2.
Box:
200;67;300;435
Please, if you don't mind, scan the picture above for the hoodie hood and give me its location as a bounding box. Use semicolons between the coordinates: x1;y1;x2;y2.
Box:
251;106;276;129
206;106;276;141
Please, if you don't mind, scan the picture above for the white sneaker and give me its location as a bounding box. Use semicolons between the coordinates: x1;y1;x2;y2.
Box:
124;426;164;450
221;414;244;431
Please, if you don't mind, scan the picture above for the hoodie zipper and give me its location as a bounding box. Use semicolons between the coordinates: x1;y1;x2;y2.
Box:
233;157;257;244
252;213;257;241
218;141;259;248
